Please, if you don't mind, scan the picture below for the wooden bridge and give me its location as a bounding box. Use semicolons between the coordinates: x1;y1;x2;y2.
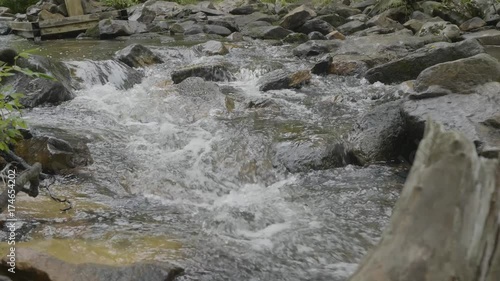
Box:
9;0;127;40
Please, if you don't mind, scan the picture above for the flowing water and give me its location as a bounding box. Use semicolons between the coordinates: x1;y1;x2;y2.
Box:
0;36;407;280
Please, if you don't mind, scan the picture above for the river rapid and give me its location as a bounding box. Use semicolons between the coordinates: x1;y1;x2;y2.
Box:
1;35;406;281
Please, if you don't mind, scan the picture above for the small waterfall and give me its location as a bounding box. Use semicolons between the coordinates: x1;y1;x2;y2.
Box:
64;60;144;90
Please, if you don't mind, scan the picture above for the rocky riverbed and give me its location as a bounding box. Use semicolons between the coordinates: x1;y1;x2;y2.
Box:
0;0;499;280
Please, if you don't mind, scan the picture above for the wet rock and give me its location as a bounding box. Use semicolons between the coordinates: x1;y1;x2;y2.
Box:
402;82;500;157
130;1;182;23
0;22;10;35
165;77;227;124
417;21;461;41
403;19;425;33
423;1;470;25
230;5;254;15
98;19;147;39
317;14;348;27
414;53;500;95
0;7;11;15
279;5;317;31
366;13;404;30
234;12;276;29
364;39;484;84
208;17;238;32
14;134;93;174
2;55;75;108
331;32;443;65
227;32;243;41
337;20;367;35
184;24;204;35
462;29;500;45
459;17;486;31
38;9;65;21
326;30;345;40
308;31;327;40
0;248;184;281
351;0;377;10
318;3;361;18
329;55;369;76
349;101;408;164
243;25;292;40
297;19;335;35
203;24;232;36
257;69;311;91
193;40;229;56
293;40;341;57
115;44;163;68
282;32;309;43
348;14;369;22
273;140;357;172
171;63;232;84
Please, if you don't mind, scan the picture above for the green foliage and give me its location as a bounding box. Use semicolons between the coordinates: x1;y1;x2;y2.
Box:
0;0;38;14
0;51;51;152
102;0;140;9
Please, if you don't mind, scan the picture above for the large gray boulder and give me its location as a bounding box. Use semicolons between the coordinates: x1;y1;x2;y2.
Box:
413;53;500;95
403;82;500;157
171;63;232;84
257;69;311;91
348;120;500;281
364;39;485;84
279;5;317;30
115;44;163;68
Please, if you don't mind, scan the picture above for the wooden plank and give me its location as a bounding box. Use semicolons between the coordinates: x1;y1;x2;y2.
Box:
40;21;98;35
9;22;33;32
65;0;84;17
38;10;122;28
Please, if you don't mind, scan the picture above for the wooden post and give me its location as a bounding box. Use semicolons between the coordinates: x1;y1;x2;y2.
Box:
65;0;84;17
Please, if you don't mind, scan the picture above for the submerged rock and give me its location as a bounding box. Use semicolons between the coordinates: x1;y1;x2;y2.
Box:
273;140;358;173
115;44;163;68
257;69;311;91
171;63;232;84
193;40;229;56
364;39;485;84
0;248;184;281
164;77;227;124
